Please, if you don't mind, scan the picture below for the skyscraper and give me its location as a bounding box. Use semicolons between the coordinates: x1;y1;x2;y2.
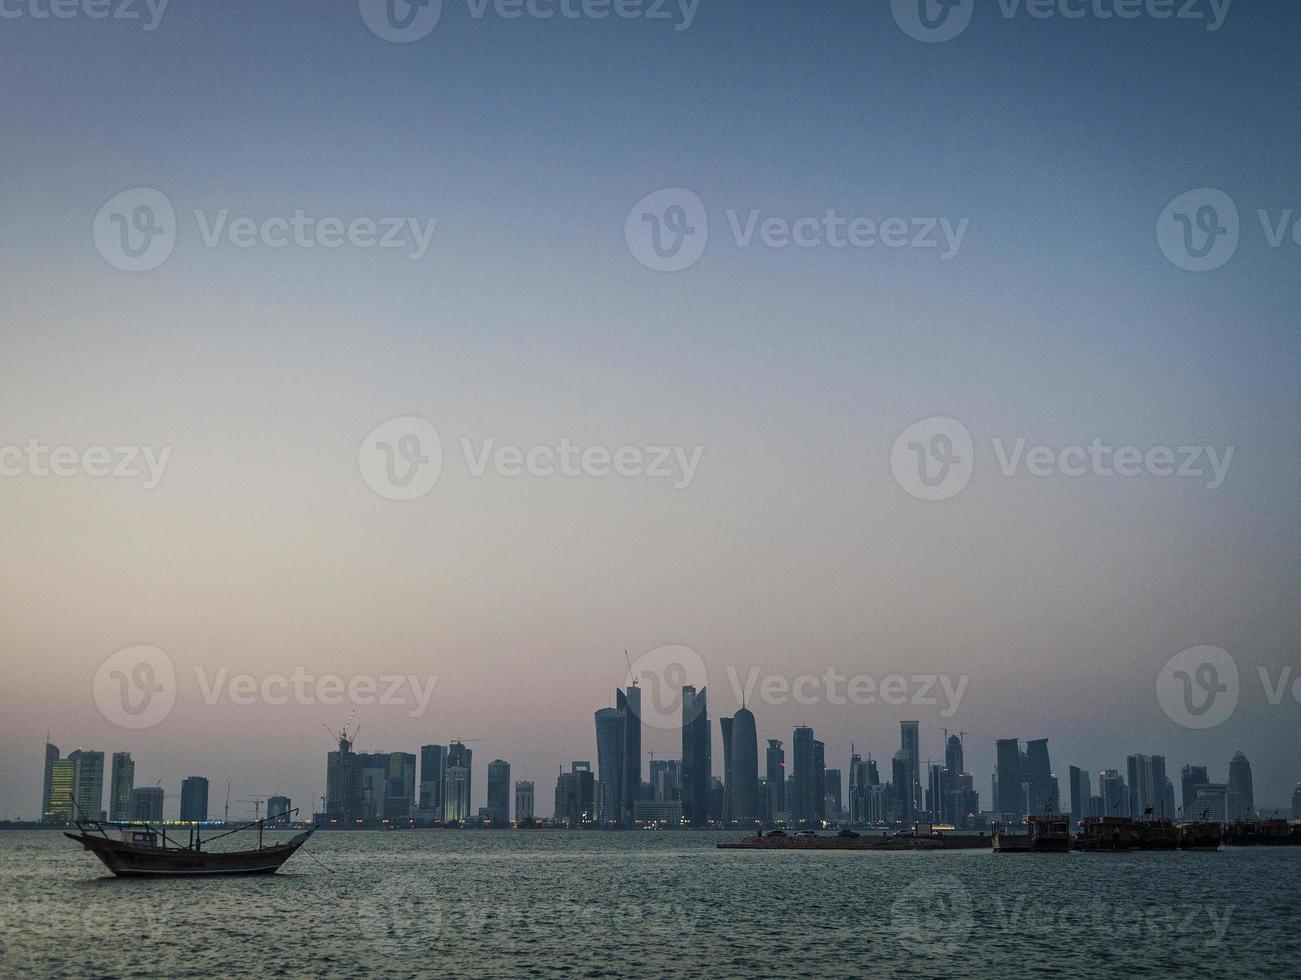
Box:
514;781;534;823
445;741;473;823
995;739;1024;821
1024;739;1055;815
1228;751;1254;817
326;729;363;823
681;686;710;826
595;707;626;824
41;742;59;823
46;758;75;823
554;761;595;825
617;685;642;824
650;759;682;802
487;759;511;824
384;752;416;820
765;740;785;821
1098;769;1126;817
728;707;760;824
1068;766;1091;824
267;796;291;820
1126;754;1174;820
900;722;920;818
419;744;447;819
109;752;135;822
891;751;915;823
719;715;734;821
1181;765;1209;815
813;739;826;821
68;750;104;820
791;726;818;823
179;776;209;821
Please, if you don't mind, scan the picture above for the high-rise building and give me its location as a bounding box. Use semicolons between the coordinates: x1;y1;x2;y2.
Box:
848;753;880;826
554;761;595;825
595;707;626;824
995;739;1024;821
68;750;105;820
179;776;209;821
926;764;944;823
900;722;920;818
444;766;470;822
132;786;164;822
944;734;964;780
1126;754;1174;821
109;752;135;822
791;726;819;823
649;759;682;802
813;739;826;821
681;686;711;826
728;707;760;825
719;715;734;821
1181;765;1209;815
326;731;363;823
267;796;291;820
617;685;642;824
891;750;915;823
1098;769;1127;817
41;742;60;823
765;740;785;820
487;760;511;824
383;752;416;820
1193;783;1237;822
419;744;447;819
1228;751;1254;817
824;767;843;820
444;741;473;822
1068;766;1091;824
46;758;76;823
515;781;534;823
1024;739;1056;815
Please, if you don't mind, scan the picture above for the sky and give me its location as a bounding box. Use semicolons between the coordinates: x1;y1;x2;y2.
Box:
1;0;1298;820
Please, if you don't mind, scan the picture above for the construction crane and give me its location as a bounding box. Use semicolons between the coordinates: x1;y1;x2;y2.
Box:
224;782;231;822
237;797;266;821
324;710;361;751
624;649;637;686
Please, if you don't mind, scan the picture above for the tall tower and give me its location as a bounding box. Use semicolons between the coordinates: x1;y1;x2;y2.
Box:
41;742;59;823
900;722;921;816
109;752;135;822
681;686;710;826
617;685;642;823
595;707;626;824
1228;751;1254;817
728;707;760;825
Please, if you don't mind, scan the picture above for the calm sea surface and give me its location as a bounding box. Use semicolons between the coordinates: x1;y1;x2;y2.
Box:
1;829;1298;977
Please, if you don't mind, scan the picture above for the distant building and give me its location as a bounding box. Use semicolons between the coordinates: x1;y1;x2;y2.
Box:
419;744;447;820
824;767;843;821
1181;765;1209;815
179;776;209;821
1068;766;1091;824
649;759;682;802
792;727;818;823
1098;769;1127;818
891;750;915;823
486;760;511;824
1126;754;1174;821
728;707;760;825
109;752;135;822
267;796;291;820
765;740;785;821
994;739;1023;821
617;685;642;824
385;753;416;821
719;715;734;821
900;722;921;818
554;761;594;825
595;707;626;824
1193;783;1247;823
633;800;682;824
41;743;60;823
46;758;76;823
132;786;164;822
68;750;105;820
681;686;711;826
514;781;534;823
1024;739;1056;815
1228;751;1254;818
444;741;473;823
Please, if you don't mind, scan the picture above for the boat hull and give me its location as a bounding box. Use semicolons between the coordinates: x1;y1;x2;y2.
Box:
67;831;313;877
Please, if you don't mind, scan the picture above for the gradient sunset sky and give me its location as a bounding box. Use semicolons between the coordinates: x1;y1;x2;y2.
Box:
1;0;1298;818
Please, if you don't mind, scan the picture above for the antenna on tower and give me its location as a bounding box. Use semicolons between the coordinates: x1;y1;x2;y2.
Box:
624;650;637;686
